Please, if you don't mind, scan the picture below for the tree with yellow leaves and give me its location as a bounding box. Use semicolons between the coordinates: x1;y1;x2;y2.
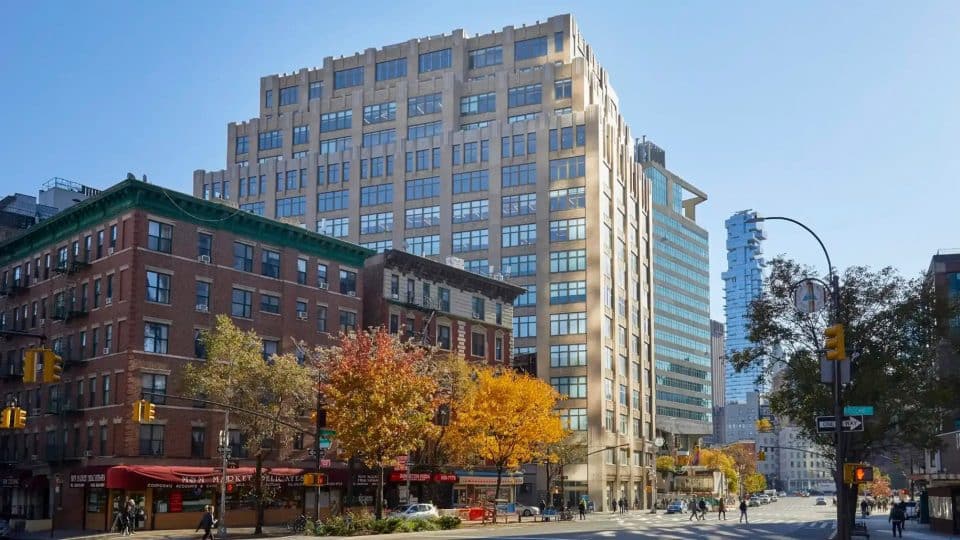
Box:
743;472;767;494
447;366;565;509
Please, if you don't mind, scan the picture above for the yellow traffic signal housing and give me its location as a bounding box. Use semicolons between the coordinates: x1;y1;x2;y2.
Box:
758;450;766;461
0;408;11;429
824;324;846;361
42;350;63;383
22;350;38;383
12;408;26;429
303;473;325;486
144;402;156;422
132;400;144;422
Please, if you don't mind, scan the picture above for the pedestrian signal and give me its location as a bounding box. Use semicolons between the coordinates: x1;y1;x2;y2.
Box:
853;466;873;483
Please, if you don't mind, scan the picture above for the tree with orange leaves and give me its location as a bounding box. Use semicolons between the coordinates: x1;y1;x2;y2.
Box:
317;328;438;519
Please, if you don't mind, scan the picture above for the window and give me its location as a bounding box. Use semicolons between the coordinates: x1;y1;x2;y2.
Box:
190;427;206;458
550;249;586;272
294;258;308;285
550;187;586;211
144;323;169;353
452;200;488;223
240;202;265;215
437;325;451;349
232;243;253;272
471;331;486;357
408;93;442;117
195;281;210;311
141;373;167;404
419;49;451;72
462;142;478;163
502;223;537;247
316;305;328;332
550;312;587;335
360;212;393;235
275;196;306;217
362;129;396;147
363;102;397;125
360;184;393;206
319;136;351;154
339;270;357;295
339;310;357;333
514;315;536;338
317;189;349;211
334;66;363;89
375;58;406;81
405;177;440;200
321;110;352;132
501;254;536;277
259;130;282;150
147;221;172;253
405;235;440;257
549;156;586;180
453;170;488;194
405;206;440;229
554;78;572;99
515;285;536;306
145;271;171;304
554;31;564;52
551;343;587;367
139;425;164;456
322;216;347;238
468;45;502;69
460;93;496;116
309;80;323;99
279;85;298;106
550;281;586;304
502;193;537;217
407;121;442;140
231;288;253;318
197;233;212;259
316;264;328;287
515;36;548;60
559;408;587;431
508;112;539;124
292;125;309;145
508;84;542;107
235;135;249;154
452;229;488;253
260;293;280;314
261;250;280;278
552;376;586;399
550;218;586;242
501;163;537;187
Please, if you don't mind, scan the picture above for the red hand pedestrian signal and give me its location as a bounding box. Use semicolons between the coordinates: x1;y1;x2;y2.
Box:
853;466;873;483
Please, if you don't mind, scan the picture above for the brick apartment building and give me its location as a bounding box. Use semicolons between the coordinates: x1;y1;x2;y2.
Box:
0;178;370;531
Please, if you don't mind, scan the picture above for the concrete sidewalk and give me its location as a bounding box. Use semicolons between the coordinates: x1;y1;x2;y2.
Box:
12;526;291;540
829;514;959;539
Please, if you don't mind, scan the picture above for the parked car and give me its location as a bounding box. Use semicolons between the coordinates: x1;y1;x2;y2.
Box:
391;503;439;519
666;500;686;514
748;496;761;507
515;504;541;517
758;494;771;504
815;497;827;506
778;491;787;498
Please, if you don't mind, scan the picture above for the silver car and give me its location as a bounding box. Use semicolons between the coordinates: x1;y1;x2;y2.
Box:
391;503;439;519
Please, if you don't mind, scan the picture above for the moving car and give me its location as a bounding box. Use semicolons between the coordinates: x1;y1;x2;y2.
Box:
515;504;541;517
391;503;439;519
748;496;761;507
815;497;827;506
758;494;771;504
666;500;686;514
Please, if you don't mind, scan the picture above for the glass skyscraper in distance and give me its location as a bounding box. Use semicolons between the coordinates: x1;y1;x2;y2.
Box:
722;210;766;404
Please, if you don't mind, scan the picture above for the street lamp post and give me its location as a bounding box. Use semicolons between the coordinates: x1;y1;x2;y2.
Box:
747;215;846;540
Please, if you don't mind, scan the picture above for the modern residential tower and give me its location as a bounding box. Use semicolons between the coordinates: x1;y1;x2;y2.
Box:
193;14;657;511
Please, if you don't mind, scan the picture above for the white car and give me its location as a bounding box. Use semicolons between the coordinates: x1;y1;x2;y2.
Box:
515;504;541;517
392;503;439;519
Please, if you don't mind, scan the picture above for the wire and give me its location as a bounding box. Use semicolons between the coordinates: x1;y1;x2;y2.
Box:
160;188;245;223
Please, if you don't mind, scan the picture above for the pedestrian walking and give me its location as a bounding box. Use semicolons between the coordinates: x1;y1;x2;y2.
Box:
578;499;586;520
861;499;869;518
889;503;906;537
196;505;216;540
739;498;749;524
697;498;707;520
538;498;546;518
718;499;726;520
619;497;626;514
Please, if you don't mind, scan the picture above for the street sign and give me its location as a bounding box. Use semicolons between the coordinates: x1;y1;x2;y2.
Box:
816;415;865;433
794;280;827;314
307;448;316;457
320;459;331;467
844;405;874;416
820;357;850;385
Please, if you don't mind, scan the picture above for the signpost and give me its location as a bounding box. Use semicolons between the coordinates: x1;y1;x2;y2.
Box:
816;415;864;433
844;405;874;416
794;280;827;314
317;428;335;450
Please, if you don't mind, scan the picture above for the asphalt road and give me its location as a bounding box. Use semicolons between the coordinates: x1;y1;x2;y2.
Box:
336;496;838;539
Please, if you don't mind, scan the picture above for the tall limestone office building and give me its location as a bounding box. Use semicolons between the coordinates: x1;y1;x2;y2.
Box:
194;14;657;510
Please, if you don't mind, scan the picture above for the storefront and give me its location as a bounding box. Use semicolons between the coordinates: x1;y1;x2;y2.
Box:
389;471;457;507
0;471;48;521
453;471;523;506
927;484;960;534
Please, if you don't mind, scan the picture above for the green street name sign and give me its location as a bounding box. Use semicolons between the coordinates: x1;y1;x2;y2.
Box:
844;405;874;416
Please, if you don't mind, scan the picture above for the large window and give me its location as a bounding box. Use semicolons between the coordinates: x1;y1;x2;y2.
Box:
405;206;440;229
550;312;587;335
501;254;536;277
231;288;253;318
360;212;394;235
260;293;280;314
502;224;536;247
339;310;357;332
508;84;542;108
375;58;406;81
549;156;586;180
261;250;280;278
514;36;548;61
360;184;393;207
363;102;397;125
549;218;586;242
549;126;586;151
471;331;486;357
195;281;210;310
139;425;164;456
559;408;587;431
339;270;357;295
141;373;167;404
279;86;298;106
407;121;442;140
550;281;587;304
419;49;451;73
460;93;496;116
145;271;171;304
502;133;536;158
362;129;396;147
321;110;352;132
453;170;488;194
452;229;488;253
317;189;349;211
147;221;172;253
144;323;169;353
334;66;363;89
258;130;282;150
405;177;440;200
275;196;306;217
550;249;586;272
502;163;537;187
292;125;309;145
319;136;351;154
233;242;253;272
309;81;323;100
468;45;503;69
555;79;572;99
549;187;586;211
408;93;442;117
551;376;586;399
452;200;488;223
502;193;537;217
514;315;536;338
551;343;587;367
406;234;440;257
235;135;249;154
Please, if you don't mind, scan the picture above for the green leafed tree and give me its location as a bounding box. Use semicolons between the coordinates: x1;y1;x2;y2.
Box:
183;315;315;534
730;258;959;523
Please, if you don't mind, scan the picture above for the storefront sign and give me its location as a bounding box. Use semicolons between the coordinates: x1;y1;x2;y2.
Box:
354;474;379;486
457;475;523;486
106;465;308;490
168;491;183;513
389;472;431;482
69;472;105;489
433;473;457;483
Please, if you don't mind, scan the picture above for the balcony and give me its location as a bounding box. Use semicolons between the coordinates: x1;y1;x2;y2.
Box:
51;302;88;322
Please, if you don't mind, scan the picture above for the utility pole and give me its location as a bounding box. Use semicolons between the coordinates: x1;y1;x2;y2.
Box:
218;409;230;539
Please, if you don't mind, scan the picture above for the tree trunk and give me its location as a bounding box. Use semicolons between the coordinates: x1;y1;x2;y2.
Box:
493;465;503;522
375;464;384;520
254;453;264;535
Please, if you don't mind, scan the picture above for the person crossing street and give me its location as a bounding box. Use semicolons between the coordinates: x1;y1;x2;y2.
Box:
718;498;727;520
739;498;749;524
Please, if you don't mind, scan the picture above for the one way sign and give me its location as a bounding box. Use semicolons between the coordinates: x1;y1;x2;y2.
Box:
816;415;864;433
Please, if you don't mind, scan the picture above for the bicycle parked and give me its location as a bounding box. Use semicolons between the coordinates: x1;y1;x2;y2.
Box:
286;514;308;533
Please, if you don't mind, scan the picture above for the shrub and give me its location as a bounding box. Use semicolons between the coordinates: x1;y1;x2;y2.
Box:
436;515;462;530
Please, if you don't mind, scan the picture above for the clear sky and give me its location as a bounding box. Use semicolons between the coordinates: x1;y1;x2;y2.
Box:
2;0;958;320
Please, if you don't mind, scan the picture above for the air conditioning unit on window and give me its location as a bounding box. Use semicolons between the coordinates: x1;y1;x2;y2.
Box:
297;311;308;320
473;311;484;320
103;348;110;355
198;254;211;264
84;450;94;458
39;319;46;327
318;282;329;290
347;291;356;297
30;454;39;462
196;304;209;313
391;293;400;300
153;449;163;456
108;247;115;255
105;297;113;305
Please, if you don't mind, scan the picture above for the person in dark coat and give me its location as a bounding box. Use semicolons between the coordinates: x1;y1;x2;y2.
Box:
578;499;586;520
739;498;749;523
196;505;216;540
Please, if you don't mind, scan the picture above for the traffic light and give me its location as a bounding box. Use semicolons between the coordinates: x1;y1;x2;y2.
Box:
132;400;144;422
853;465;873;483
144;401;156;422
22;349;38;383
824;324;846;361
0;408;11;429
12;408;26;429
303;473;325;486
41;350;63;383
758;449;766;461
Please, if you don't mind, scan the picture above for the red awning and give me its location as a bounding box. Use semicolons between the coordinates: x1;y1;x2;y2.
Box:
106;466;306;490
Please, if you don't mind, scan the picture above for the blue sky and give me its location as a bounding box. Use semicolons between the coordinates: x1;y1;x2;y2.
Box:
2;0;958;320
